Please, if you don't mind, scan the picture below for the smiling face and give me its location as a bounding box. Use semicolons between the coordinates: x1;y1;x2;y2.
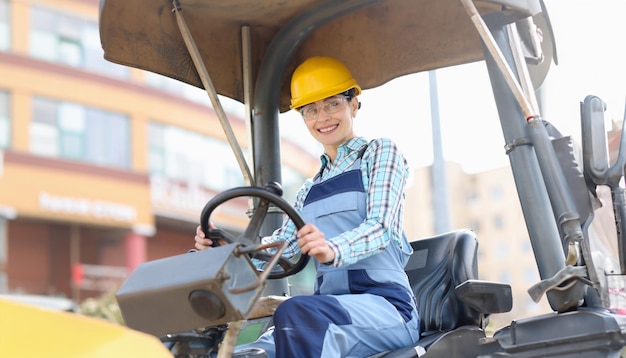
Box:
301;95;359;161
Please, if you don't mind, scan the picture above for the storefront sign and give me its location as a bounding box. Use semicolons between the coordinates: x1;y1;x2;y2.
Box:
38;192;137;222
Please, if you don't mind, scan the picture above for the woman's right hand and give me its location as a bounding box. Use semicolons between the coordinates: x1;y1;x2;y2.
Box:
194;223;219;250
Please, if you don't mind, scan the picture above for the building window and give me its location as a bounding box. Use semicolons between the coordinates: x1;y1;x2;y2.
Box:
491;185;503;201
30;96;130;168
494;215;504;229
148;121;306;196
0;90;8;148
29;6;128;78
466;191;478;206
148;122;244;191
0;0;9;51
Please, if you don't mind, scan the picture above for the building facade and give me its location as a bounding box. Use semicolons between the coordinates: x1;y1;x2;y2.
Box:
0;0;318;302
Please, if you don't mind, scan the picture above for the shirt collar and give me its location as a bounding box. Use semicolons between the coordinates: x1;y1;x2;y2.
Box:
319;137;368;168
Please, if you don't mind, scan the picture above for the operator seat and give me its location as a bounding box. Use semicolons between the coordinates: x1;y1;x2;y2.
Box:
371;229;512;357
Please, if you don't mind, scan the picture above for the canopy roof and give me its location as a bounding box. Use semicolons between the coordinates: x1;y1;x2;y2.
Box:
100;0;540;112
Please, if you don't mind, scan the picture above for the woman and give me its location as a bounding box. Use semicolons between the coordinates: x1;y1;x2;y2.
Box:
194;56;420;358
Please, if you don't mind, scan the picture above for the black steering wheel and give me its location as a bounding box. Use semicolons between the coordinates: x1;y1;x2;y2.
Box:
200;182;309;279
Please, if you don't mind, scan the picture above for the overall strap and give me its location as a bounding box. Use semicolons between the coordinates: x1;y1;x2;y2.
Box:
313;141;370;182
351;142;369;170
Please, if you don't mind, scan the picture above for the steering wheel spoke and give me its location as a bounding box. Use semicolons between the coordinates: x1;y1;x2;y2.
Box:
206;228;238;246
240;197;270;247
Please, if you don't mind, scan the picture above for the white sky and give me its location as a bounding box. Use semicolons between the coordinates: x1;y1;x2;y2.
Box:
280;0;626;174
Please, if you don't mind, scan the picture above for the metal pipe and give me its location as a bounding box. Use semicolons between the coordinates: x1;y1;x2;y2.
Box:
481;18;570;312
241;26;257;214
507;23;541;116
242;26;255;177
526;118;583;253
461;0;535;119
171;0;253;186
507;22;584;256
429;71;451;234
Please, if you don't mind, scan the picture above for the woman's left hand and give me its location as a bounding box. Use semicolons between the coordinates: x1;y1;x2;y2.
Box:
297;223;335;264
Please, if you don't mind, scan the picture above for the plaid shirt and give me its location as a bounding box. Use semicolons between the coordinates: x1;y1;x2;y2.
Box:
263;136;409;267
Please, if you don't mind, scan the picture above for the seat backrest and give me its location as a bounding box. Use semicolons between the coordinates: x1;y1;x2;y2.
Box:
405;229;482;335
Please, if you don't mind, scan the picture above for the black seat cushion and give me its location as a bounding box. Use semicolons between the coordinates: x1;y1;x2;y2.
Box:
405;229;482;334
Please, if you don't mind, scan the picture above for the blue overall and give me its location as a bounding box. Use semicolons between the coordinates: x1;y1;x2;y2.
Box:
237;145;420;357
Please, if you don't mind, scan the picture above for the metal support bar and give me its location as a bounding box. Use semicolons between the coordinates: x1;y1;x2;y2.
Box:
526;119;584;253
508;20;586;262
461;0;536;120
477;9;577;311
429;71;451;234
230;241;287;294
613;189;626;274
242;26;255;181
241;26;257;214
171;0;253;186
507;23;541;116
582;96;626;274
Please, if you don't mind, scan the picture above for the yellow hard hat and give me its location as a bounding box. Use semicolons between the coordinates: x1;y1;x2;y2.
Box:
290;56;362;110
